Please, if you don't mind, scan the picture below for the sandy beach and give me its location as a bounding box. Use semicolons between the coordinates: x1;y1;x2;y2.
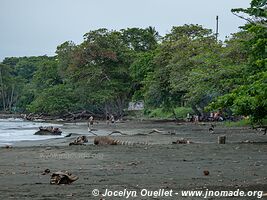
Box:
0;121;266;199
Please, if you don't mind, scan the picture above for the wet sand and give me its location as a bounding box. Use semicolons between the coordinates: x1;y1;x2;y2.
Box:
0;121;266;199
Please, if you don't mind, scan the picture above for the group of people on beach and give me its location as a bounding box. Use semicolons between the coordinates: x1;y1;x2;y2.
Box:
105;113;115;125
186;110;224;122
87;113;115;131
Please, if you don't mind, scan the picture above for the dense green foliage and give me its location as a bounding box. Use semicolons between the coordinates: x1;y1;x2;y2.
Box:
210;0;267;124
0;0;266;123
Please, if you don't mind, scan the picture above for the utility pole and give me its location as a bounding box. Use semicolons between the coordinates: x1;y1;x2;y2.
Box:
215;15;219;41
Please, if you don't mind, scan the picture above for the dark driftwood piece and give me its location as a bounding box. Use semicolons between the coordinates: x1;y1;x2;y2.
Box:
172;138;193;144
34;126;62;135
65;133;72;137
50;171;78;185
69;136;88;146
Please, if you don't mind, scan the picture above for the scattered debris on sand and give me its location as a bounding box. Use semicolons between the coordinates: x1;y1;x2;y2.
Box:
41;169;50;175
203;170;210;176
172;138;193;144
69;136;88;146
50;171;78;185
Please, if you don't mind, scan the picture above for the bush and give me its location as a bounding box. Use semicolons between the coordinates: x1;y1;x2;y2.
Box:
27;85;76;115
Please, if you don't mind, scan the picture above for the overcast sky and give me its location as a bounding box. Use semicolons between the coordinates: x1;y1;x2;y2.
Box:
0;0;251;61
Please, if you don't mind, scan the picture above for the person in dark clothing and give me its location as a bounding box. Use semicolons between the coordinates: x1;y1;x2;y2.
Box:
106;113;110;125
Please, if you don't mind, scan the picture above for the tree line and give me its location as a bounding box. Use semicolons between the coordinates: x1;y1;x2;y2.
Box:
0;0;266;123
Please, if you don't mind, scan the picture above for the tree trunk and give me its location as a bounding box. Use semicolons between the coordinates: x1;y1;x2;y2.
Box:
0;69;6;111
8;84;15;111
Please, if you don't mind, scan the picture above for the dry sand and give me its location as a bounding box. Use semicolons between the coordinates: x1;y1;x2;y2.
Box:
0;121;266;199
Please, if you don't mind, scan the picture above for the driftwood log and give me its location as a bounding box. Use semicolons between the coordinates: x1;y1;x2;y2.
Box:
69;136;88;146
172;138;193;144
34;126;62;135
108;130;128;136
50;171;78;185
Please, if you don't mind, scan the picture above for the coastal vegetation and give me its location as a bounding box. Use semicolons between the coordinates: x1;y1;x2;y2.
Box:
0;0;266;125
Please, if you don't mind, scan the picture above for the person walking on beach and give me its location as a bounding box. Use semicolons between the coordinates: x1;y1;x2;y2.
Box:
110;114;115;124
88;116;94;131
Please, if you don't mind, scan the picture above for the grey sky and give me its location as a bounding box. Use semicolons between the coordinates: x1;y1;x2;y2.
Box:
0;0;251;61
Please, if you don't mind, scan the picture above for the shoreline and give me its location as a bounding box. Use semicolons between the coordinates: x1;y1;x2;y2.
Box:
0;120;266;199
1;120;266;146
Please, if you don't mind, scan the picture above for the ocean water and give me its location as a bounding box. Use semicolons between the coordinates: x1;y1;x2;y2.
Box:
0;118;64;145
